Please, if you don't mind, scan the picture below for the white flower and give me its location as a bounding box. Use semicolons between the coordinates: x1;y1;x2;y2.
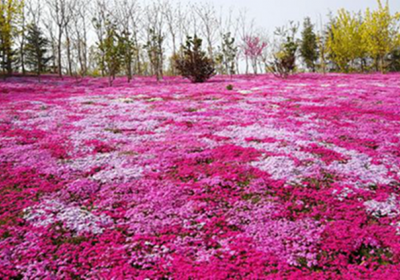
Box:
251;156;297;180
24;199;113;235
365;195;400;218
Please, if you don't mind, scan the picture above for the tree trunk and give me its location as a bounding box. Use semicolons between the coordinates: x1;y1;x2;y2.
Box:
57;31;63;78
38;55;42;82
127;56;132;82
6;46;12;76
82;31;88;76
20;43;25;75
65;28;72;76
77;39;84;75
1;48;6;79
136;50;141;75
171;34;177;75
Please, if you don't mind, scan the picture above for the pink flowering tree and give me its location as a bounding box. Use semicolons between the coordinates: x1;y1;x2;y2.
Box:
243;35;268;75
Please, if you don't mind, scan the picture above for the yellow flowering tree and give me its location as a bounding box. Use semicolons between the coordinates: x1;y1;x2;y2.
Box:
362;0;400;73
326;9;366;72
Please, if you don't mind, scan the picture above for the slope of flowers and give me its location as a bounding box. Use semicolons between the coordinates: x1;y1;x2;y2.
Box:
1;74;400;279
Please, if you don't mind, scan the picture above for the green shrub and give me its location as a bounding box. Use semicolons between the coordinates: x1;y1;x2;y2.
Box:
226;84;234;91
175;35;216;83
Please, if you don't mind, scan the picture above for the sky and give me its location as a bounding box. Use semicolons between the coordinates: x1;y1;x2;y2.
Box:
180;0;400;33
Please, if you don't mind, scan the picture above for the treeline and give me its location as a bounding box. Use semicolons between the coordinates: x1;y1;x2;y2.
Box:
0;0;399;83
268;0;400;77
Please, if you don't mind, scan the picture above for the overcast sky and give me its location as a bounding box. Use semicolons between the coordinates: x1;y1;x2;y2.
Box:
180;0;400;32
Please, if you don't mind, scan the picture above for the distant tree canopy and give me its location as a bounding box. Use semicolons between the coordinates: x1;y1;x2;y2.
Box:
0;0;399;82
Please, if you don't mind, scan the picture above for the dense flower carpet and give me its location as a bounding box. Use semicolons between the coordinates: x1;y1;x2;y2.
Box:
1;74;400;279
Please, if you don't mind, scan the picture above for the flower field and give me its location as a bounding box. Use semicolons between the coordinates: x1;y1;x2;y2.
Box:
1;74;400;279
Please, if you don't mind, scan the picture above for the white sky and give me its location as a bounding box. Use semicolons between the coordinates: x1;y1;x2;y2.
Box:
180;0;400;32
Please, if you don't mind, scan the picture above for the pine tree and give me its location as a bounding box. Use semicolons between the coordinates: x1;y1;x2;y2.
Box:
300;17;318;72
24;23;51;80
175;35;216;83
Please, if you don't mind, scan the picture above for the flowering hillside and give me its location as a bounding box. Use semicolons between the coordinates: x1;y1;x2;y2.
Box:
1;74;400;279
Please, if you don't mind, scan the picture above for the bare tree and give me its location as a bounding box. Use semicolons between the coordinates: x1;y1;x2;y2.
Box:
176;3;189;48
24;0;46;75
113;0;140;82
17;1;28;75
64;0;77;76
194;3;220;60
92;0;108;76
129;3;143;76
185;4;198;41
144;1;165;81
163;0;179;75
72;0;90;76
26;0;42;26
43;20;57;73
64;23;72;75
46;0;75;77
259;31;270;72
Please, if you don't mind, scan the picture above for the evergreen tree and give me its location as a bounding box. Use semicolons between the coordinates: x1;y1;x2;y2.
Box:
175;35;216;83
300;17;318;72
24;23;51;79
